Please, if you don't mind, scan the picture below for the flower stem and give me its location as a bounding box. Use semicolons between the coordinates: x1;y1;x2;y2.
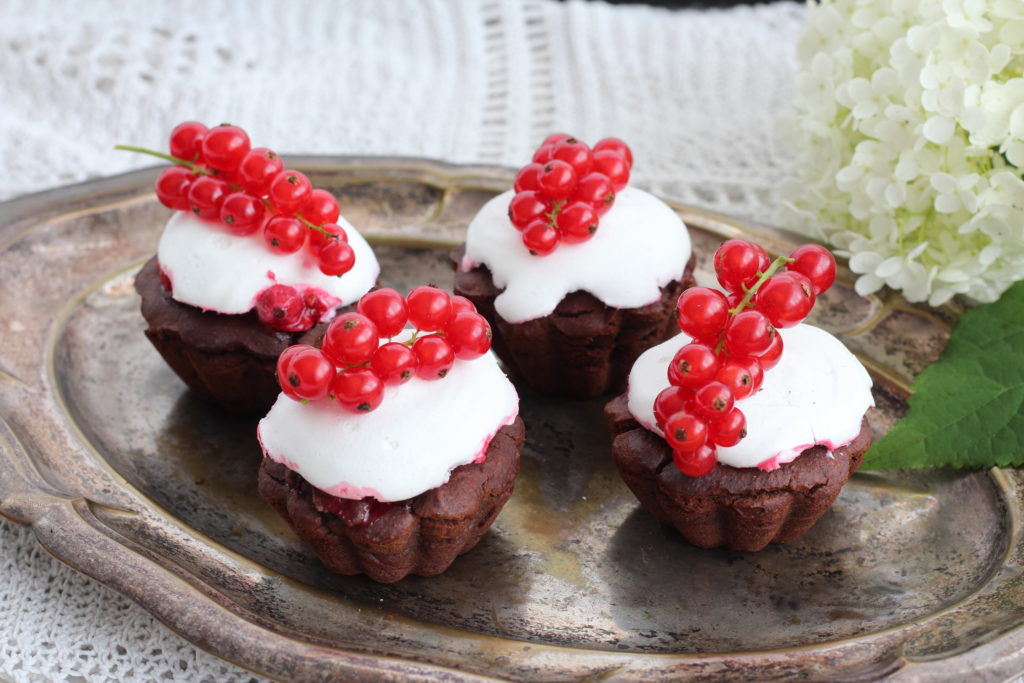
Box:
114;145;210;175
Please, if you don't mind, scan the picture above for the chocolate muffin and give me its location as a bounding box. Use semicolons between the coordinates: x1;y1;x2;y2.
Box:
136;257;335;414
604;395;871;552
452;247;696;398
259;417;524;583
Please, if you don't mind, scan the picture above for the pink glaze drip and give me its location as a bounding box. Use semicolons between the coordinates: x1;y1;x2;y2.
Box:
472;409;518;464
321;481;384;500
757;455;785;472
257;424;301;472
157;262;174;293
472;434;494;464
756;436;858;471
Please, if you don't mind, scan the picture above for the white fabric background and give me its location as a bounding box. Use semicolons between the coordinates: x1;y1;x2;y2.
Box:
0;0;805;680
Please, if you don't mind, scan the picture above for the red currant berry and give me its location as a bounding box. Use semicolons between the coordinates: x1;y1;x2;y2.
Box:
169;121;207;162
514;163;544;193
301;189;340;226
357;288;408;337
256;284;305;331
268;170;313;214
664;410;708;453
551;138;593;177
755;272;815;328
787;244;836;295
412;335;455;379
275;345;307;392
220;192;266;235
542;133;573;146
522;219;559;255
263;216;306;254
331;368;384;413
692;381;735;421
556;201;598;243
406;286;452;332
212;167;242;186
714;240;771;293
673;444;717;477
278;346;334;401
740;356;765;392
726;290;748;311
186;176;230;219
675;287;730;341
593;137;633;168
724;310;775;357
667;343;720;389
591;149;630;192
537;160;577;200
370;342;418;385
444;311;492;360
532;145;555;164
508;191;551;229
200;124;251;172
653;385;695;429
317;241;356;276
715;358;762;399
573;172;615;214
308;222;348;254
450;295;477;315
155;166;195;211
758;332;784;370
322;312;380;365
237;148;283;196
709;408;746;447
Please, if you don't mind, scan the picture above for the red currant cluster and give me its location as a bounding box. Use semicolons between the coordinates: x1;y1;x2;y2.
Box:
276;286;492;413
508;134;632;255
656;240;837;477
121;122;356;277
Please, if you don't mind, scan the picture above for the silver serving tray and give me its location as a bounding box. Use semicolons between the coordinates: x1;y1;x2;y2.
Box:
1;157;1021;681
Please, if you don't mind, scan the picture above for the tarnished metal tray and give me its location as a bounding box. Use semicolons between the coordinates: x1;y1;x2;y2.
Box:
2;158;1023;681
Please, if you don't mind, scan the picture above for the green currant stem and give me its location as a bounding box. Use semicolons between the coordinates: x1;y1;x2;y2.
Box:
728;256;795;316
713;336;726;356
113;145;210;175
403;331;424;347
297;215;333;239
543;200;566;230
400;330;445;348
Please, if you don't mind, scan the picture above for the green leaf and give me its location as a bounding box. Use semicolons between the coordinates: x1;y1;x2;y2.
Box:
862;281;1024;470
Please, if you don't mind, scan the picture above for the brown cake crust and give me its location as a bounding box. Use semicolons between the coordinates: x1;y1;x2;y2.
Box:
451;246;696;398
258;417;525;583
604;394;871;552
135;257;333;414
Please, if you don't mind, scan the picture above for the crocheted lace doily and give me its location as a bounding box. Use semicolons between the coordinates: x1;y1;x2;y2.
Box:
0;0;804;680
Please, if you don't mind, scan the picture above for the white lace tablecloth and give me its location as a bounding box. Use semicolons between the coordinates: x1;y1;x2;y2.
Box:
0;0;804;680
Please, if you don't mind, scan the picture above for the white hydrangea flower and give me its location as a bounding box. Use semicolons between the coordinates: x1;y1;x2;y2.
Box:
779;0;1024;305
